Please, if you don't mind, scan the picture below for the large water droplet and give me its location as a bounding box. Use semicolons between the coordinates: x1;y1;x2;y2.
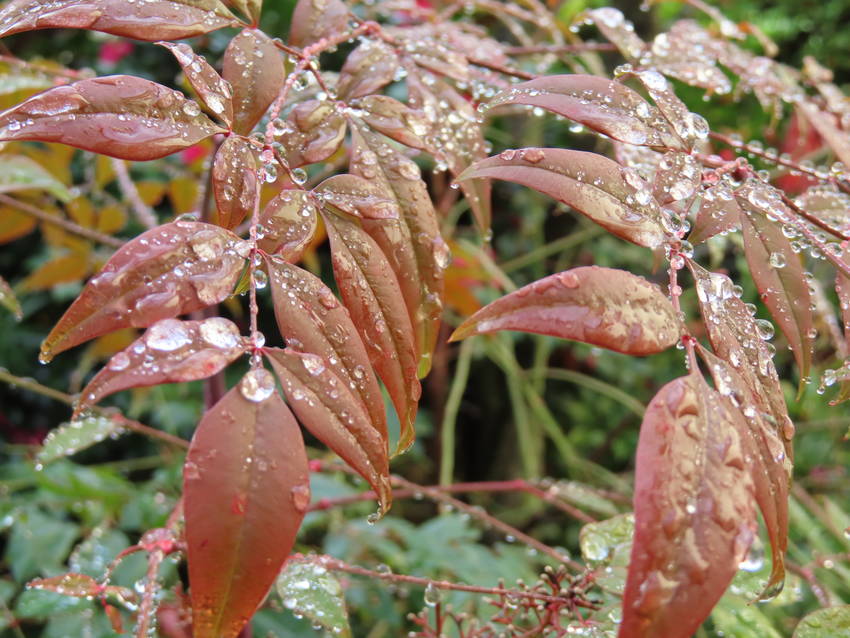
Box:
146;319;191;352
239;368;275;402
200;317;240;350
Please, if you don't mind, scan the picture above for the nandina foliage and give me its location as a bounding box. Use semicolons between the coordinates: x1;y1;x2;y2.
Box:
1;0;850;636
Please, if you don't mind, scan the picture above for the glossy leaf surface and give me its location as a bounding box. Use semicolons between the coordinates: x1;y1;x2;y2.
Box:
212;135;259;229
279;100;347;168
41;221;246;361
0;154;71;201
0;76;224;161
276;557;352;638
314;174;399;220
77;318;247;413
158;41;234;127
0;0;235;41
337;40;399;100
185;377;309;638
257;188;317;259
222;29;284;136
288;0;349;48
689;182;741;244
266;348;391;514
356;95;428;151
37;414;124;464
458;149;666;248
792;606;850;638
226;0;262;23
620;375;756;638
451;266;680;356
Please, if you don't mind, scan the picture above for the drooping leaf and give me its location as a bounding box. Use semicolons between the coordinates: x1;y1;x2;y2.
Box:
0;0;236;41
0;154;71;201
222;29;284;136
37;414;125;465
451;266;680;355
257;188;318;259
792;606;850;638
77;317;247;413
212;135;259;229
0;274;22;319
619;374;757;638
322;210;421;454
225;0;262;23
337;40;399;100
264;257;388;447
184;374;309;638
349;125;446;377
158;42;234;127
41;221;246;362
457;149;666;248
689;181;741;244
276;556;352;638
0;76;224;161
288;0;349;48
266;347;391;514
633;70;706;149
314;174;399;220
484;74;682;150
356;95;428;151
279;99;347;168
737;183;815;385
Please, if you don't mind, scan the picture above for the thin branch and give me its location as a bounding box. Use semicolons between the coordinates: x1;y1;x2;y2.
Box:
503;43;616;55
110;159;158;229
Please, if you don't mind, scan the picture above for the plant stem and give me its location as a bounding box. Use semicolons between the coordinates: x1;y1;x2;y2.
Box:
543;369;645;418
439;339;474;487
500;226;602;273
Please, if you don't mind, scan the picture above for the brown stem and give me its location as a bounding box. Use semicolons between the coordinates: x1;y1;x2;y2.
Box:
503;43;616;55
110;158;157;229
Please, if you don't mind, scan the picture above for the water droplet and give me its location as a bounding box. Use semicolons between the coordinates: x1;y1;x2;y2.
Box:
200;317;240;349
291;483;311;512
423;582;442;607
239;368;275;402
146;319;191;352
768;252;786;268
301;353;325;376
108;351;131;371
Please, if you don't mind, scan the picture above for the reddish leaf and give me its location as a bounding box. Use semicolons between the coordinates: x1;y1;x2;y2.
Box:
0;274;22;320
288;0;349;48
395;29;470;83
185;374;309;638
223;29;284;136
41;221;246;362
314;174;399;220
633;70;705;149
737;182;815;385
322;211;421;453
450;266;679;355
266;347;392;514
585;8;646;61
688;181;741;244
337;40;399;100
77;317;247;413
652;152;701;205
484;74;682;150
264;257;388;447
797;100;850;168
158;42;234;127
225;0;262;23
458;149;666;248
0;0;235;41
643;21;732;95
212;135;259;229
349;125;446;377
257;188;318;259
356;95;428;151
0;76;224;161
837;256;850;344
279;99;347;168
620;374;756;638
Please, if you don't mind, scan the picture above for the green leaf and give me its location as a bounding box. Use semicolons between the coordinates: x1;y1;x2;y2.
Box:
5;508;79;582
793;606;850;637
37;414;125;465
579;512;633;594
276;556;352;638
0;155;72;202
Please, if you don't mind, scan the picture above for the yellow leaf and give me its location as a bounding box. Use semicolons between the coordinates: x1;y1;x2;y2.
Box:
95;155;116;188
136;180;167;207
169;176;199;215
96;205;126;234
0;205;37;243
20;252;90;291
67;197;94;228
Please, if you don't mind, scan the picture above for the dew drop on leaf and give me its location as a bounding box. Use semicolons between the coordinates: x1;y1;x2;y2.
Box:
423;582;442;607
146;319;192;351
199;317;241;349
240;368;276;402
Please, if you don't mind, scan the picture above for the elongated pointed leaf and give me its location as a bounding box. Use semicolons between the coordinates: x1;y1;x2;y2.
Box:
289;0;348;48
322;210;421;453
185;376;309;638
41;221;246;361
212;135;259;229
633;70;702;149
458;149;666;248
356;95;428;150
264;257;388;446
266;348;391;514
652;152;701;205
279;99;347;168
0;154;71;201
798;100;850;168
158;42;234;127
37;414;124;464
314;174;399;220
77;318;247;413
350;125;446;377
689;182;741;244
223;29;284;135
737;183;814;384
484;74;682;149
28;573;102;597
337;40;399;100
451;266;680;355
619;375;757;638
276;557;352;638
225;0;262;23
585;8;646;61
0;274;22;319
257;188;317;259
0;0;235;41
0;76;224;161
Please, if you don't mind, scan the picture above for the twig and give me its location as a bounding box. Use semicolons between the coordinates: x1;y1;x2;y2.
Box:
503;43;617;55
110;159;158;229
439;339;474;486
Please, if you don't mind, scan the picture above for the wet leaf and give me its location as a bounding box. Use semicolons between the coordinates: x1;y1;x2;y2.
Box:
266;347;391;514
451;266;680;355
0;154;71;201
689;181;741;244
27;573;101;598
792;605;850;637
349;125;446;377
288;0;349;48
644;21;733;95
77;317;247;413
212;135;258;229
633;70;704;149
585;8;646;61
257;188;317;259
620;374;757;638
322;210;421;454
37;414;124;464
279;99;347;168
225;0;262;23
20;251;90;291
798;100;850;169
0;75;225;161
484;74;682;150
223;29;284;136
580;513;634;594
0;59;54;98
264;257;388;449
0;0;236;41
158;42;234;127
276;556;352;638
737;184;815;385
0;274;22;319
457;149;666;248
837;258;850;345
337;40;399;100
356;95;428;150
185;378;309;638
314;174;399;220
41;221;246;362
652;152;701;205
